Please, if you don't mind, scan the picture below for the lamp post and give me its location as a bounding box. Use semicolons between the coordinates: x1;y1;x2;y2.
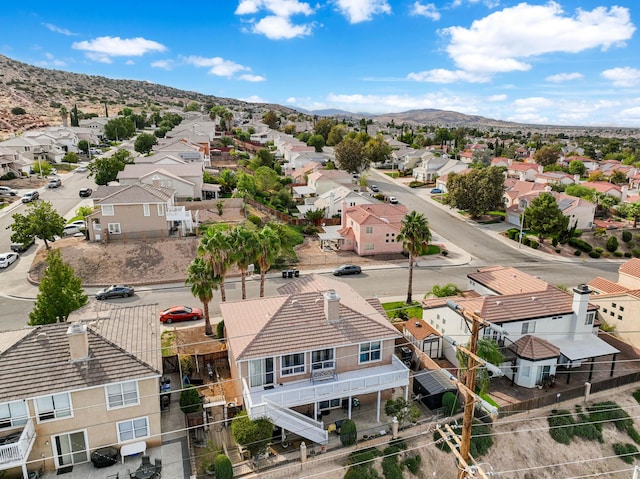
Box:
518;208;526;249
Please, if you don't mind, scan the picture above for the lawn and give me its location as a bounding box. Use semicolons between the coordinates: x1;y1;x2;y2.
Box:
382;301;422;320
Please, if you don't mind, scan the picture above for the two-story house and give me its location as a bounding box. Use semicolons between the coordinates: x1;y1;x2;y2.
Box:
297;186;376;219
220;274;410;446
422;266;618;389
116;163;205;201
306;170;354;196
0;303;161;478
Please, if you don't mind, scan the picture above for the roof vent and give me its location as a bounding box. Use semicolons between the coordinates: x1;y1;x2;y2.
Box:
415;322;422;328
531;296;537;301
496;301;502;305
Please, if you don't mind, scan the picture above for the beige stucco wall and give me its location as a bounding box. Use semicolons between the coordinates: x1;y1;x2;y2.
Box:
592;294;640;347
88;203;169;241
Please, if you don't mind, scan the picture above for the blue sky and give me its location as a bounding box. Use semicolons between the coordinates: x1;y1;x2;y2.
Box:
2;1;640;127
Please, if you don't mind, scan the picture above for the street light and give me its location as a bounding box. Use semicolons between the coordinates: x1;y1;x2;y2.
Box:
518;208;526;249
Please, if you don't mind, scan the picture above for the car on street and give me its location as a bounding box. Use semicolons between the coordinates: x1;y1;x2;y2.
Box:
47;178;62;188
0;186;18;196
430;188;443;194
21;191;39;203
63;221;87;236
10;237;35;253
0;252;19;268
79;187;93;197
159;305;204;324
76;166;88;173
388;196;399;204
369;185;379;192
95;285;135;300
333;264;362;276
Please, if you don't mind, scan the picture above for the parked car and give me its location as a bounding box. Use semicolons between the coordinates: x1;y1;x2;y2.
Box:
430;188;443;194
79;187;93;197
76;166;88;173
95;285;135;300
333;264;362;276
370;185;380;192
388;196;399;204
21;191;39;203
0;252;19;268
47;178;61;188
0;186;18;196
10;237;35;253
159;306;204;324
63;221;87;237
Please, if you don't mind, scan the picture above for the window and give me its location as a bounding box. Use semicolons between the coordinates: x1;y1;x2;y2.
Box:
106;381;139;409
603;308;608;313
620;306;625;312
101;205;114;216
585;312;595;326
281;353;305;376
157;204;165;216
618;315;623;320
0;400;28;429
366;226;373;234
610;311;615;317
311;349;334;370
108;223;121;234
521;322;535;334
359;341;381;363
319;398;341;410
612;303;617;308
365;243;374;251
117;417;149;442
143;204;150;216
36;393;72;422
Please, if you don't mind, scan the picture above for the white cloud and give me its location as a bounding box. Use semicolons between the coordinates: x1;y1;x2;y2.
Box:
620;106;640;119
333;0;391;24
236;0;313;17
252;15;312;39
37;52;66;67
238;73;266;82
602;67;640;87
410;2;440;21
151;59;174;70
407;68;490;83
72;36;166;63
125;60;135;65
546;72;584;82
451;0;501;8
442;3;635;75
42;23;76;36
183;55;250;77
323;92;477;114
487;94;507;102
240;95;268;103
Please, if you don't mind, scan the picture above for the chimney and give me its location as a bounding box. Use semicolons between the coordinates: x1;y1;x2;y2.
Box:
324;290;340;323
67;322;89;362
152;175;161;188
571;284;591;338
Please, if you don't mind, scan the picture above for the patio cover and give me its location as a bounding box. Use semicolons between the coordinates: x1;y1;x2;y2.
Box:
318;225;343;241
549;334;619;362
293;186;315;195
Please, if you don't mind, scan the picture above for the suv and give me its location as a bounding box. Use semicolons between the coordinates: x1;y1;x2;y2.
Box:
63;221;87;237
0;186;18;196
79;187;93;198
10;237;35;253
388;196;399;204
47;178;61;188
370;185;379;192
21;191;39;203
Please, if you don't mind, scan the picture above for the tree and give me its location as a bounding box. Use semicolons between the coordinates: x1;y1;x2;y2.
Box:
10;201;65;250
334;136;366;173
59;105;68;127
364;135;392;166
314;118;336;141
253;166;280;192
29;249;88;325
625;202;640;228
534;145;561;167
104;117;135;141
185;257;220;336
62;151;79;164
77;139;89;155
456;338;504;395
179;385;202;414
525;192;570;242
431;283;461;297
262;110;279;129
134;133;157;154
565;184;596;201
88;150;132;185
327;124;347;146
229;226;259;300
568;159;586;176
397;211;431;304
198;227;233;303
75;205;95;222
216;169;237;194
384;397;420;430
339;419;357;446
214;454;233;479
445;167;505;219
307;134;325;152
256;226;281;297
609;170;628;185
231;411;273;458
588;171;606;182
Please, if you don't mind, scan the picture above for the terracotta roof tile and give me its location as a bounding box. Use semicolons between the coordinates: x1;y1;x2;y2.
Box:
468;266;551;295
404;319;439;341
588;277;629;294
619;259;640;279
511;335;560;360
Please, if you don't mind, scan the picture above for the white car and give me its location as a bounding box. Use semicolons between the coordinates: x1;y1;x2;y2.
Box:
75;166;88;173
0;186;18;196
0;252;19;268
388;196;399;204
63;221;87;236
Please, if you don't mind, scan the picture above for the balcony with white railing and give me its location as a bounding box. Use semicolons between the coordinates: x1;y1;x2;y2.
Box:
0;418;36;471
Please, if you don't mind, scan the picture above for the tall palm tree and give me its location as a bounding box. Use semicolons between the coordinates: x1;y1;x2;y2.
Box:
198;227;233;302
256;225;281;297
230;225;259;300
185;257;220;336
397;211;431;304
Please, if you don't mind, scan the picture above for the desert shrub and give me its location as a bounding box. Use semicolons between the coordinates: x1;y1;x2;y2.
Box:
301;225;318;235
587;401;640;444
402;455;421;474
548;409;575;445
568;237;592;252
214;454;233;479
343;465;377;479
613;443;640;464
595;246;604;253
348;448;381;465
574;250;582;256
556;248;562;253
551;237;559;247
574;406;603;443
442;392;459;416
623;230;633;242
614;251;624;257
633;249;640;258
625;252;633;258
340;419;357;446
11;106;26;115
0;171;17;180
529;240;539;249
381;456;402;479
589;251;601;258
633;390;640;404
247;214;262;227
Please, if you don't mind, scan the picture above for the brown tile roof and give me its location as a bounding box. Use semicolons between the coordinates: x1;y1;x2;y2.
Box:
343;203;408;228
0;303;160;402
94;183;174;205
223;274;400;361
118;163;202;180
404;319;439;341
588;277;628;294
619;259;640;279
510;335;560;360
454;287;598;324
467;266;551;295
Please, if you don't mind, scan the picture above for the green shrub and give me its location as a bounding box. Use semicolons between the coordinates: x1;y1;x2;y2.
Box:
179;385;202;414
529;240;539;249
340;419;357;446
523;237;531;247
568;237;593;252
301;225;318;235
214;454;233;479
589;251;601;258
0;171;17;180
595;246;604;253
247;214;262;226
633;390;640;404
442;392;459;417
348;448;381;465
614;251;624;257
507;229;519;240
381;456;402;479
613;443;640;464
623;230;633;242
574;250;582;256
625;252;633;258
574;229;583;237
216;320;224;339
606;237;619;252
548;409;575;445
551;237;559;247
556;248;562;253
343;465;376;479
403;455;421;475
633;249;640;258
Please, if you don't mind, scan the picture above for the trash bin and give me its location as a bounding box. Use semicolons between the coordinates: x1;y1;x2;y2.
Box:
287;270;293;278
294;270;300;277
282;271;287;279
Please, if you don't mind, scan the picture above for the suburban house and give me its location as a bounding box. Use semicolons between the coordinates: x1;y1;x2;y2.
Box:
581;181;627;201
506;162;543;181
0;146;29;177
0;303;162;478
78;117;110;136
505;190;596;230
0;137;50;164
86;183;193;242
220;274;410;446
412;155;467;183
152;139;205;164
534;171;578;186
588;259;640;346
297;186;375;219
306;170;354;195
322;203;408;256
421;266;619;389
116;163;206;201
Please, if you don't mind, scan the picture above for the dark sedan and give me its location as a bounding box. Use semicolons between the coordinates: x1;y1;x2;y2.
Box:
159;306;204;324
79;187;93;198
95;285;135;300
333;264;362;276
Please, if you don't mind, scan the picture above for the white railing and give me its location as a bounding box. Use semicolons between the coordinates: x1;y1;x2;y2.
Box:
0;418;35;468
263;398;328;445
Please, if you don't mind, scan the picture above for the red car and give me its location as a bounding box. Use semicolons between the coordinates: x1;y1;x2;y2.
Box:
159;305;204;324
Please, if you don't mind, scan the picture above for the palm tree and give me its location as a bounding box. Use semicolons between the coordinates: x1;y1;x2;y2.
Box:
223;110;234;134
198;227;233;302
256;225;281;297
230;225;259;299
185;257;220;336
397;211;431;304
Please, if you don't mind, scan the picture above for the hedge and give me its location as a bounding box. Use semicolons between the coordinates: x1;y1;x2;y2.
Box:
568;237;593;253
589;251;601;258
623;230;633;242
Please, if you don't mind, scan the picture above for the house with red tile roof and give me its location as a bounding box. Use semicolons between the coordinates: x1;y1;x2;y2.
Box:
534;171;578;187
505;190;596;230
422;266;618;389
581;181;627;201
220;274;409;446
506;162;543;182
